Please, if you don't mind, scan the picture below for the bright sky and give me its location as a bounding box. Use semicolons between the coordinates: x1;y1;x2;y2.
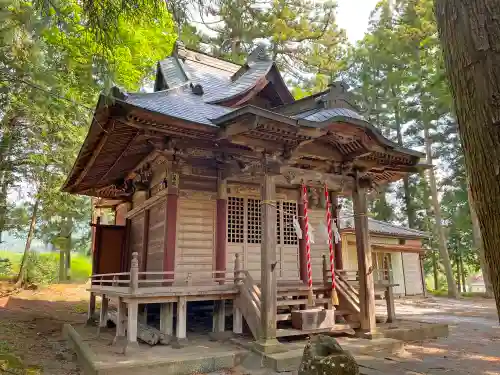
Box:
336;0;379;42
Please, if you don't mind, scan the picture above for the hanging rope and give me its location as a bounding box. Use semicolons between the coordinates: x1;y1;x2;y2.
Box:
302;184;315;306
324;184;339;306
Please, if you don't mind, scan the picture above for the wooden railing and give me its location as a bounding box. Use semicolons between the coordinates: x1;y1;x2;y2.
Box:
233;253;261;340
90;252;242;294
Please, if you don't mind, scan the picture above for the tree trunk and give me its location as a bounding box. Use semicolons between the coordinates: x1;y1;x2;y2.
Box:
59;249;66;281
15;197;40;287
435;0;500;318
433;251;439;290
393;87;417;228
455;255;461;293
460;253;466;293
468;183;494;297
423;121;458;297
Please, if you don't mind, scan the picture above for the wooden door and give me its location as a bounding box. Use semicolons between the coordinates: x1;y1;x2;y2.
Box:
94;224;127;274
309;208;328;282
226;196;299;281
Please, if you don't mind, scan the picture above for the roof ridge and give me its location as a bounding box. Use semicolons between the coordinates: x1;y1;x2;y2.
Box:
176;47;241;74
367;218;429;236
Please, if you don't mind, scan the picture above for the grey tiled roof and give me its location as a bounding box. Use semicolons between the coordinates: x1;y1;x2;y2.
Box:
293;107;365;122
340;218;430;238
157;55;273;105
124;86;232;126
204;61;273;103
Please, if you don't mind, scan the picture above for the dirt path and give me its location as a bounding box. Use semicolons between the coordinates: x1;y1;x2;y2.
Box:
384;297;500;375
0;283;89;374
0;284;498;375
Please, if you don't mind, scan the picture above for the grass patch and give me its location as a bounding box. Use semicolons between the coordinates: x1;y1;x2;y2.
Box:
0;251;91;283
428;289;491;298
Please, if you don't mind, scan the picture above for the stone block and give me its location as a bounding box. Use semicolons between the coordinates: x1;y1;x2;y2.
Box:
298;335;359;375
292;309;335;331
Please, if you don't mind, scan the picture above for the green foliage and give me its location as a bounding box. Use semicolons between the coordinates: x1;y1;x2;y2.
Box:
0;0;176;283
0;251;91;283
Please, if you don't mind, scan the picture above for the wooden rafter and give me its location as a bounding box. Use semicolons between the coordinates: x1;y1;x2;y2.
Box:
96;131;142;185
69;123;112;190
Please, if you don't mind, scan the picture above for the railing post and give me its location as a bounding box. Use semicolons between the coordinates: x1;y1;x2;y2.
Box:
130;252;139;294
233;253;243;334
234;253;241;283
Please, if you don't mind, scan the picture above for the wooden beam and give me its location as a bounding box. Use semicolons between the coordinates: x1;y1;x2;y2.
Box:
290;141;343;161
281;167;354;191
125;151;160;181
97;131;142;185
217;116;260;140
352;171;376;333
70;124;111;189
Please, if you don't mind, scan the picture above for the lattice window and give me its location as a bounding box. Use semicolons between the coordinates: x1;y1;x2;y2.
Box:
282;201;298;245
276;201;281;244
228;197;244;243
247;198;262;244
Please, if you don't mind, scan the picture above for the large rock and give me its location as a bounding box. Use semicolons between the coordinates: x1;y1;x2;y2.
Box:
298;335;359;375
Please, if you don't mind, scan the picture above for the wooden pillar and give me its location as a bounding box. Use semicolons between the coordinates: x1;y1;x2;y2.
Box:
160;303;174;336
385;287;396;323
164;165;179;280
259;174;278;345
233;254;243;334
113;297;127;345
216;174;227;282
352;176;376;333
298;187;308;284
175;296;188;345
212;300;226;332
330;192;344;270
126;300;139;353
87;215;100;324
99;295;109;329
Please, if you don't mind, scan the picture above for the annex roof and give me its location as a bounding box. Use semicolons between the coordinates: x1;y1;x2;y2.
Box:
341;218;430;239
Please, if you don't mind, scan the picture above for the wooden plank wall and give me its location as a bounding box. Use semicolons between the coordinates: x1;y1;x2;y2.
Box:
129;213;145;269
147;201;166;273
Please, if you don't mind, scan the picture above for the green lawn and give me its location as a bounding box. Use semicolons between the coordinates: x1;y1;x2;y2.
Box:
0;250;92;283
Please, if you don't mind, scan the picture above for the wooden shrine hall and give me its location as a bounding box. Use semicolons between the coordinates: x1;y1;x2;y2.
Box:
63;42;427;353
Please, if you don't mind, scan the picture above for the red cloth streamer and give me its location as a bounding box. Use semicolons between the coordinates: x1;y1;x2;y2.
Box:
324;184;336;293
302;185;313;292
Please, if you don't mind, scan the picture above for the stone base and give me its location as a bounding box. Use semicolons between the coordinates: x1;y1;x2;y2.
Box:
112;335;127;347
291;309;335;331
253;339;288;354
354;330;384;340
124;341;140;355
208;331;234;342
172;338;189;349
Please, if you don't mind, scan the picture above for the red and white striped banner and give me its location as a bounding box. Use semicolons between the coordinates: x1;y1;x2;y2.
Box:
301;184;313;304
324;184;337;301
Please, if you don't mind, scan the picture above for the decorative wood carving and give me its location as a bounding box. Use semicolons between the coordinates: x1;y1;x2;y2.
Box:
179;189;217;200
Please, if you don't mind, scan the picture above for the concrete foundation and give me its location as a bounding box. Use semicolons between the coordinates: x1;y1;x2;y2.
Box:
376;319;449;341
63;324;247;375
64;319;449;374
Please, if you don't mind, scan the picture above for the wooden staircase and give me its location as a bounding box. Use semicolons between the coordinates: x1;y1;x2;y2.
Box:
234;271;362;340
234;271;261;339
